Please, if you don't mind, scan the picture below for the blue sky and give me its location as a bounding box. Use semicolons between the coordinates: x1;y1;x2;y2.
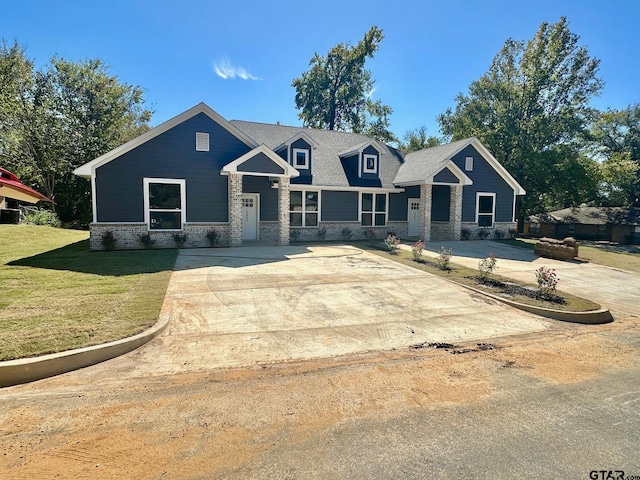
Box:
3;0;639;141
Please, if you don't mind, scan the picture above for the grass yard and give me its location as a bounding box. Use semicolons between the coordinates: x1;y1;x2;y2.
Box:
497;238;640;274
360;242;601;312
0;225;177;361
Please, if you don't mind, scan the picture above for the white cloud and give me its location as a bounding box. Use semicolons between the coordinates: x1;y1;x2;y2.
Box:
213;57;260;80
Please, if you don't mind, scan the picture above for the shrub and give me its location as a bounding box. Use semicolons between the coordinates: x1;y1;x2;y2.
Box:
384;234;400;254
316;226;327;240
535;266;559;293
172;232;188;248
341;227;353;241
494;229;505;239
290;229;299;241
100;231;117;251
478;253;497;279
20;209;61;227
139;233;155;249
477;228;490;240
461;227;472;241
411;241;424;261
363;228;377;243
435;247;453;270
508;228;518;238
206;229;220;247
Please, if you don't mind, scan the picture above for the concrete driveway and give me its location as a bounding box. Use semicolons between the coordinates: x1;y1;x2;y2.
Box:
419;240;640;320
85;245;548;380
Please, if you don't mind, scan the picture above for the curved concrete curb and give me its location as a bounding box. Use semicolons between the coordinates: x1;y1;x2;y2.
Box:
451;281;614;324
0;308;172;388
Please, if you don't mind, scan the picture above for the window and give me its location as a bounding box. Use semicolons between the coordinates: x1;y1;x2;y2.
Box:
144;178;186;230
567;224;576;236
476;193;495;227
360;192;387;226
598;224;607;237
529;222;541;235
290;190;319;226
292;148;309;169
465;156;473;171
363;154;378;174
196;132;209;151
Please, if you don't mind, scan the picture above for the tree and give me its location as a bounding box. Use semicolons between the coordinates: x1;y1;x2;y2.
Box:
399;126;442;152
1;42;152;226
437;17;603;218
292;26;395;142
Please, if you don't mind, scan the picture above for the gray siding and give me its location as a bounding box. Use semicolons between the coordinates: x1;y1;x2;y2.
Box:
243;176;277;221
238;152;284;174
432;185;450;222
451;145;514;223
321;191;358;221
95;112;251;223
388;185;419;222
433;167;459;184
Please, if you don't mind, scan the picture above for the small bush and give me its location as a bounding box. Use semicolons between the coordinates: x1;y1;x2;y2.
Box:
535;266;559;293
341;227;353;241
477;228;490;240
101;230;117;251
172;232;188;248
290;229;299;241
508;228;518;238
411;240;424;261
435;247;453;270
384;234;400;254
478;253;497;279
20;209;61;227
363;228;377;243
206;229;219;247
494;229;505;239
461;227;472;241
316;226;327;240
139;232;155;249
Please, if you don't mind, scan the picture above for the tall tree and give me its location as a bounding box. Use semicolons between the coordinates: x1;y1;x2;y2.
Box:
438;17;603;218
399;126;442;152
1;43;152;226
292;26;395;142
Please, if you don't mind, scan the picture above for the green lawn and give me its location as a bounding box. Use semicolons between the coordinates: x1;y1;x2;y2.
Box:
0;225;177;361
497;238;640;274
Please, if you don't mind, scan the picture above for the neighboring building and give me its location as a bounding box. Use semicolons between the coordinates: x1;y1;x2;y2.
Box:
0;167;51;224
73;103;526;250
525;206;640;244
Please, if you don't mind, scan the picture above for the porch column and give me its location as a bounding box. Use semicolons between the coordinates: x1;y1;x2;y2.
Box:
419;183;432;242
277;177;291;246
228;173;243;247
450;185;463;241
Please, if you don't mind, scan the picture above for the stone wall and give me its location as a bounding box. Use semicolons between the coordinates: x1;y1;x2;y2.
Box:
460;222;517;240
89;223;230;251
289;222;407;243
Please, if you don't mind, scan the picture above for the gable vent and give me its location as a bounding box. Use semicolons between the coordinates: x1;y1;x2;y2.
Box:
196;132;210;151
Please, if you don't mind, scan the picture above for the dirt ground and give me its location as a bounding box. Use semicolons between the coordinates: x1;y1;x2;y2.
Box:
2;314;639;479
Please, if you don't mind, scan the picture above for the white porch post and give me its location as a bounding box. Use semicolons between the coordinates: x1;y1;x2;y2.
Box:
450;185;463;241
228;173;243;247
278;177;291;245
419;183;432;242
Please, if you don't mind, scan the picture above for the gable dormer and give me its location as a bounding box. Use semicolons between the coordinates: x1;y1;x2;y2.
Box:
339;140;383;180
274;131;318;174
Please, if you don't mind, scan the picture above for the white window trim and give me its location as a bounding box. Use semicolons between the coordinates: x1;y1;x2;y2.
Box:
465;156;473;171
143;178;186;231
196;132;209;152
290;189;320;227
363;154;378;174
475;192;496;228
292;148;309;169
359;191;388;227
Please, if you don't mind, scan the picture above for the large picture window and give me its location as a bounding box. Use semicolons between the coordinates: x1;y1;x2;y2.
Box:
360;192;387;226
476;192;495;227
144;178;186;230
290;190;319;227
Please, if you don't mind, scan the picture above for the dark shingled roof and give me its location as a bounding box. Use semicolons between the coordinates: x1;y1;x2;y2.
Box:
529;206;640;225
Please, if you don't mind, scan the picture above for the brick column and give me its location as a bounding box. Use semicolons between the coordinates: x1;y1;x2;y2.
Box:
419;183;432;242
277;177;290;245
228;173;243;247
450;185;463;241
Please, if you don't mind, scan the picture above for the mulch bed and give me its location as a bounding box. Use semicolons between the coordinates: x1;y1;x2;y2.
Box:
469;276;566;304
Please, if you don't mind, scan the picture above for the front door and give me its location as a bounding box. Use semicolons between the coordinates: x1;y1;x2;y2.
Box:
241;193;259;240
407;198;420;237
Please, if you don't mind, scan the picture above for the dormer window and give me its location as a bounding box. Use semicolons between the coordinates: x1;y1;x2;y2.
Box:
292;148;309;169
363;154;378;174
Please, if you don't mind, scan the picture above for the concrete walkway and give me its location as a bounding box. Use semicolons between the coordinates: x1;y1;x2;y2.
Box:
417;240;640;320
69;245;549;381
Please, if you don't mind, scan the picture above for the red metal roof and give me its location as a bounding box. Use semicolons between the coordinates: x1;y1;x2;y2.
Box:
0;167;52;204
